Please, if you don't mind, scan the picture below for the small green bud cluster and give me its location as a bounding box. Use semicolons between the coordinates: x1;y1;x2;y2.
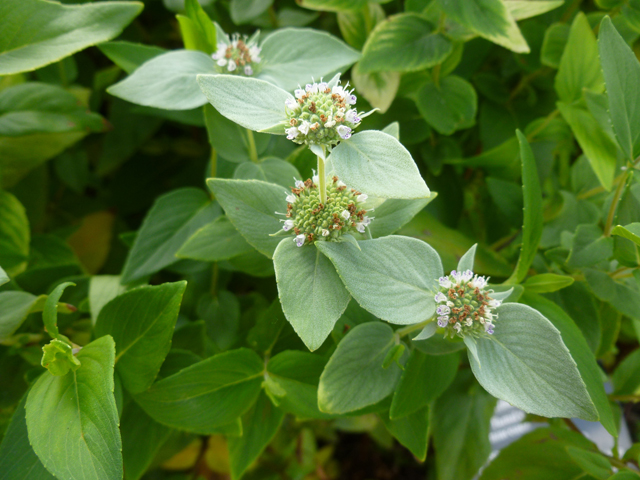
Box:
435;270;501;338
284;79;363;147
279;176;372;246
41;339;81;376
211;34;261;76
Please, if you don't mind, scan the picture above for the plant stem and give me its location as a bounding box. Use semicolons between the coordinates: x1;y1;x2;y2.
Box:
246;129;258;163
317;152;327;204
396;318;434;338
604;169;629;236
526;109;559;141
610;394;640;402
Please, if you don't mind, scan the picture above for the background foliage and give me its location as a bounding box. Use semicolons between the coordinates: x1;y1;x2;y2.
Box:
1;0;640;479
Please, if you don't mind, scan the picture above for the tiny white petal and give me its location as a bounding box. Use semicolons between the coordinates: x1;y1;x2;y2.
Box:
286;194;296;203
244;66;253;76
437;316;449;328
294;178;305;189
436;305;450;316
322;229;330;236
357;194;368;203
295;88;305;99
227;59;237;72
337;125;352;139
299;121;310;135
283;220;294;231
217;58;228;67
295;234;306;247
434;292;447;303
341;210;350;220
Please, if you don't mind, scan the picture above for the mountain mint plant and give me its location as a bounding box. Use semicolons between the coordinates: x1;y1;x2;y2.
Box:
3;0;640;479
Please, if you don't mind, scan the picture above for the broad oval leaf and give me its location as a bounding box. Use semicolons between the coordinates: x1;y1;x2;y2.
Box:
121;187;220;284
207;178;286;258
330;130;430;199
416;76;478;135
197;74;291;133
135;348;264;434
273;240;350;351
468;303;598;421
0;291;41;342
233;157;301;188
0;0;142;75
0;190;29;276
26;336;122;480
177;215;254;262
359;13;452;73
257;28;360;91
108;50;216;110
317;236;443;325
318;322;406;414
94;281;187;394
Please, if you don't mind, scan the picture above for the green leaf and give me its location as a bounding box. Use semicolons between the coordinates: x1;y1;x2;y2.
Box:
177;216;253;262
505;0;563;20
120;402;172;480
207;178;286;258
0;265;8;286
567;224;614;268
26;336;122;480
607;473;640;480
521;291;617;436
97;41;166;75
256;28;360;91
43;281;74;340
108;50;216;111
598;16;640;160
121;187;219;284
228;391;284;480
432;370;496;480
197;75;291;133
338;4;386;50
230;0;273;24
457;243;477;272
479;427;599;480
390;350;459;420
359;13;452;73
317;236;443;325
41;338;81;376
0;393;55;480
297;0;368;12
566;446;612;479
351;64;401;114
558;102;618;191
555;13;604;103
318;322;406;414
89;275;127;325
612;223;640;246
584;269;640;321
367;195;436;238
523;273;575;293
0;190;29;276
135;348;264;433
469;303;598;420
181;0;217;53
330;130;430;199
541;23;570;69
416;76;478;135
612;348;640;395
234;157;301;188
94;281;186;394
0;291;42;342
273;240;350;351
437;0;529;53
507;131;543;284
380;406;430;461
267;350;334;420
0;0;142;75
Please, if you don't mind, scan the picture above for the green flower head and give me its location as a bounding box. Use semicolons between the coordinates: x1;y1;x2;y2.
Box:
41;339;81;376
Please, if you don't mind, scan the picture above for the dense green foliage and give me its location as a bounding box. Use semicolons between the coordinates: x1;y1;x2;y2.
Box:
1;0;640;479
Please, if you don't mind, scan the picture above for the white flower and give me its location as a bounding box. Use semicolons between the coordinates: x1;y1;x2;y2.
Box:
322;229;330;236
217;58;228;67
305;83;318;94
295;234;306;247
434;292;447;303
337;125;352;139
345;109;361;124
451;270;463;283
462;270;474;282
285;98;299;111
249;45;261;62
362;216;372;226
465;318;473;327
436;305;450;316
336;180;346;188
356;223;366;233
437;316;449;328
299;121;311;135
453;323;462;332
357;193;368;203
286;194;296;203
324;117;336;128
332;85;345;96
295;88;305;99
294;178;305;189
227;59;237;72
283;219;294;231
285;127;299;140
341;210;350;220
346;94;357;105
439;276;452;288
312;170;319;184
485;324;494;335
489;299;501;308
471;275;488;289
244;66;253;76
318;82;328;91
446;301;454;308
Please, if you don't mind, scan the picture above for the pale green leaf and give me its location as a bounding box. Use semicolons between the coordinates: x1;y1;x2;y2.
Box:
94;281;186;394
230;0;273;25
505;0;563;20
0;0;142;75
469;303;598;420
97;41;166;75
233;157;301;188
273;240;350;351
352;63;400;114
330;130;430;199
416;76;478;135
0;291;41;342
612;223;640;246
317;236;443;325
89;275;127;326
177;215;253;262
457;243;477;272
26;336;122;480
523;273;575;293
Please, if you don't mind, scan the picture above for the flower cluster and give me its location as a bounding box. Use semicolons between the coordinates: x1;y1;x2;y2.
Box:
211;34;261;76
434;270;501;338
284;79;364;147
277;175;373;246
